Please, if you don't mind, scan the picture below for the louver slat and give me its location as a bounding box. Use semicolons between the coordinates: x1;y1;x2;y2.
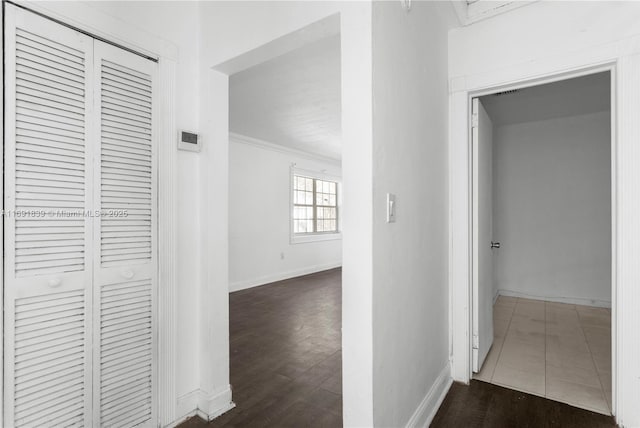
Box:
5;9;92;427
100;59;152;267
94;41;156;428
99;280;153;427
8;7;159;427
14;291;86;427
13;28;87;278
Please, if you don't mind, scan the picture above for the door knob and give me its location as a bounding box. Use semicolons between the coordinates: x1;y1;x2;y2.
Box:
491;241;501;249
121;269;135;279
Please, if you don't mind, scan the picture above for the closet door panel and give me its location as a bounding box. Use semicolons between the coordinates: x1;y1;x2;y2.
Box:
93;40;158;428
4;5;93;427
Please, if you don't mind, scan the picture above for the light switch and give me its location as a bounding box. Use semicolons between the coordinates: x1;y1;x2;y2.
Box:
387;193;396;223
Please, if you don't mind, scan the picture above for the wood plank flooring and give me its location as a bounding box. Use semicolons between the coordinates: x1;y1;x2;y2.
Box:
181;268;342;428
179;267;616;428
431;380;617;428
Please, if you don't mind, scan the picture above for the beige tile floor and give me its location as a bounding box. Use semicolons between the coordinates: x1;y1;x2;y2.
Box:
474;296;612;415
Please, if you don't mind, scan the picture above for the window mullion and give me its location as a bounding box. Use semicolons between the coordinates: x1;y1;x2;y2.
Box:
312;178;317;233
335;184;339;232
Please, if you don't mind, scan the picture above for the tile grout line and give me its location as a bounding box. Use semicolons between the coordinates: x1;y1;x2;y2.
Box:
490;297;517;383
576;308;611;414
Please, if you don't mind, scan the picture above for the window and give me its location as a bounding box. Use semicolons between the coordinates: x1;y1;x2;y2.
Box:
293;174;339;236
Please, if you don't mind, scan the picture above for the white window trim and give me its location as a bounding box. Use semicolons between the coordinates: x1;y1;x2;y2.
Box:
290;165;342;244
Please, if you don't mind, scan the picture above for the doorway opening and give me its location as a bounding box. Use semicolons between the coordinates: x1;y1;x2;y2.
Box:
216;16;344;426
470;71;613;415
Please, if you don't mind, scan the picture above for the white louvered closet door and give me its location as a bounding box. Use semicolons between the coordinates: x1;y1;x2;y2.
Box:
4;6;94;427
92;40;158;428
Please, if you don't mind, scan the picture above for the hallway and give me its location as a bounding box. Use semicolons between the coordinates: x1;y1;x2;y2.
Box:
183;268;342;427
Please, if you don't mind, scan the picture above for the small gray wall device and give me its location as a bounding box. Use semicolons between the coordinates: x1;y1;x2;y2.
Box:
178;130;201;152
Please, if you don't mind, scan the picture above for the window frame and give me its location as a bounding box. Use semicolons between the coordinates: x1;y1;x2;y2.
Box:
290;166;342;244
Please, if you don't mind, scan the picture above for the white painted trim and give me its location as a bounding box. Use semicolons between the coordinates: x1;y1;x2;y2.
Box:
197;386;236;421
449;53;630;423
230;264;342;293
465;1;538;25
496;290;611;309
404;364;452;428
291;165;342;182
172;387;235;426
165;410;198;428
175;390;201;425
230;132;341;166
449;0;538;26
12;0;177;60
0;4;5;425
493;289;500;305
2;3;180;425
157;58;179;426
291;233;342;244
289;165;343;244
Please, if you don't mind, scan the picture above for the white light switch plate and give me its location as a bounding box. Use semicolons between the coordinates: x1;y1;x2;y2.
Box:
387;193;396;223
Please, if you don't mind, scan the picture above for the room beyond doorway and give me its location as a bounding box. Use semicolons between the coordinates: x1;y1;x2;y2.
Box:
469;71;613;415
181;269;342;427
475;297;612;414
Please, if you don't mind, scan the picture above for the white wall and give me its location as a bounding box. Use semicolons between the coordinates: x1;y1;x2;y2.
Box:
371;2;457;427
449;2;640;80
229;137;342;292
492;111;611;306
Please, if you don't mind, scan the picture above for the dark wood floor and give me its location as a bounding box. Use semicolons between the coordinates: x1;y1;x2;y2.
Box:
180;268;617;428
431;380;617;428
181;268;342;428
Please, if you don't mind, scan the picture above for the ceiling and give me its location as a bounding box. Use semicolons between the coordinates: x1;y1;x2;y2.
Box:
229;34;341;160
480;72;610;126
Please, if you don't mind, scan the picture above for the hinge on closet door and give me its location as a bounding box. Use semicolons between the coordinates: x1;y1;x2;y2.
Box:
472;334;479;349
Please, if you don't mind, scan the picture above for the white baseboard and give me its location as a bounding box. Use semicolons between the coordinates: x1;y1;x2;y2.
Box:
198;386;236;421
171;386;235;426
405;363;452;428
174;389;200;426
229;262;342;292
497;289;611;308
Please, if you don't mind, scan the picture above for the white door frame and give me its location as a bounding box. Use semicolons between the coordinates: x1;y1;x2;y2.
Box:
449;45;640;423
1;2;179;425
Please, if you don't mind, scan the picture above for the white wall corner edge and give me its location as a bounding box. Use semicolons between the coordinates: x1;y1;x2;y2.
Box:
496;289;612;309
404;363;453;428
230;262;343;292
171;386;235;427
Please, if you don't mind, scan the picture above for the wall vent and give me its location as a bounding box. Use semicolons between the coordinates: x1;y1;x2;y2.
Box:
494;89;519;96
